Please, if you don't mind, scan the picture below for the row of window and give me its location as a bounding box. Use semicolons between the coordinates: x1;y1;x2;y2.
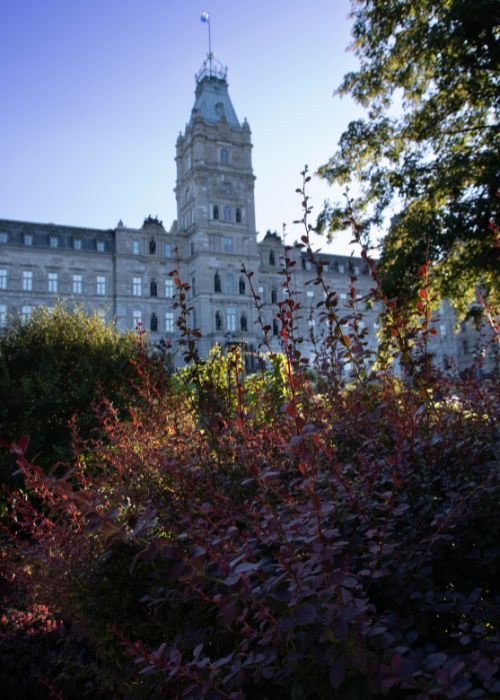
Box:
131;308;250;335
0;231;107;251
0;304;107;326
132;239;173;257
0;269;107;295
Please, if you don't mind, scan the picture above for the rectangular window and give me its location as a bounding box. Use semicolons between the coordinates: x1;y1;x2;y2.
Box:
96;276;106;295
24;234;33;246
165;278;174;298
165;311;174;333
74;238;82;250
191;277;196;296
73;274;82;295
0;268;7;290
97;308;106;322
22;270;33;291
340;292;347;300
132;240;140;255
353;266;360;275
96;240;105;253
226;307;236;332
307;290;314;298
48;272;58;293
21;305;32;323
0;232;7;243
338;264;345;274
133;310;142;329
49;236;59;248
164;242;172;257
223;235;233;253
132;277;142;296
0;304;6;327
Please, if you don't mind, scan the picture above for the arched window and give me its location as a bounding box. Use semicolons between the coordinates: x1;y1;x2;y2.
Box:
223;205;231;222
220;148;229;164
214;272;221;293
236;207;242;223
215;310;222;330
240;312;248;332
273;319;279;336
213;205;219;220
271;287;278;304
150;313;158;332
269;250;275;266
239;277;246;295
149;239;156;254
150;279;157;297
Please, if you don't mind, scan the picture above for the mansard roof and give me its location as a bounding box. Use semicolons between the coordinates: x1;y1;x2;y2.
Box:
190;69;240;128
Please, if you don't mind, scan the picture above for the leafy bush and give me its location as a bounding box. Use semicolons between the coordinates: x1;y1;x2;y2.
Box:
2;199;499;699
0;305;148;484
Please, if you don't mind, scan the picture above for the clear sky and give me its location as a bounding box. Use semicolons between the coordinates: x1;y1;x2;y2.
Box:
0;0;364;254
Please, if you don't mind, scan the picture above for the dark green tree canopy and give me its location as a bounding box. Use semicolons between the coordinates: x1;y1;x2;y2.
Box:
0;306;145;482
319;0;499;315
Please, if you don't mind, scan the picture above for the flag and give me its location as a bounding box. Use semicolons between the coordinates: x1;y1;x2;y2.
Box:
200;11;210;23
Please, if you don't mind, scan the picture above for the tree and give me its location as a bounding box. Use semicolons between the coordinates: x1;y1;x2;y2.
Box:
0;306;145;483
318;0;499;315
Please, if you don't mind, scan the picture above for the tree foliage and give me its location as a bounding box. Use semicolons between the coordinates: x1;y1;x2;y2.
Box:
318;0;499;315
0;305;144;483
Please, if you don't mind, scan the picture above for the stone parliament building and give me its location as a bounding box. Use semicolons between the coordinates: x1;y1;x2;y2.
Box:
0;57;489;373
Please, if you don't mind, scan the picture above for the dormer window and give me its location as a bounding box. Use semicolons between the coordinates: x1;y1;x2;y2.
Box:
96;240;105;252
49;236;59;248
24;234;33;246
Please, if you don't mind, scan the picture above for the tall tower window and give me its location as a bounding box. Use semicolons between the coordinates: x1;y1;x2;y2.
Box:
164;242;172;257
215;310;222;330
149;239;156;254
150;279;157;297
239;278;246;295
220;148;229;164
223;205;231;223
240;312;248;332
269;250;276;266
271;288;278;304
214;272;221;293
132;240;140;255
273;319;279;336
236;208;242;223
150;313;158;332
213;205;219;220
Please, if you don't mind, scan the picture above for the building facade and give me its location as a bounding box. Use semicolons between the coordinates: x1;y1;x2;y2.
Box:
0;57;489;373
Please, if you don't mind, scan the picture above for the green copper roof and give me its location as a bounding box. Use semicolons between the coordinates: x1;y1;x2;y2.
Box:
190;74;240;128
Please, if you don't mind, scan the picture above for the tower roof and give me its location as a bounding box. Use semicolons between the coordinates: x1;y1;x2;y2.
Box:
190;56;240;128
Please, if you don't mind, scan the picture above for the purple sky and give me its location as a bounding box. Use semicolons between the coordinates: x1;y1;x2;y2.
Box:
0;0;363;253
